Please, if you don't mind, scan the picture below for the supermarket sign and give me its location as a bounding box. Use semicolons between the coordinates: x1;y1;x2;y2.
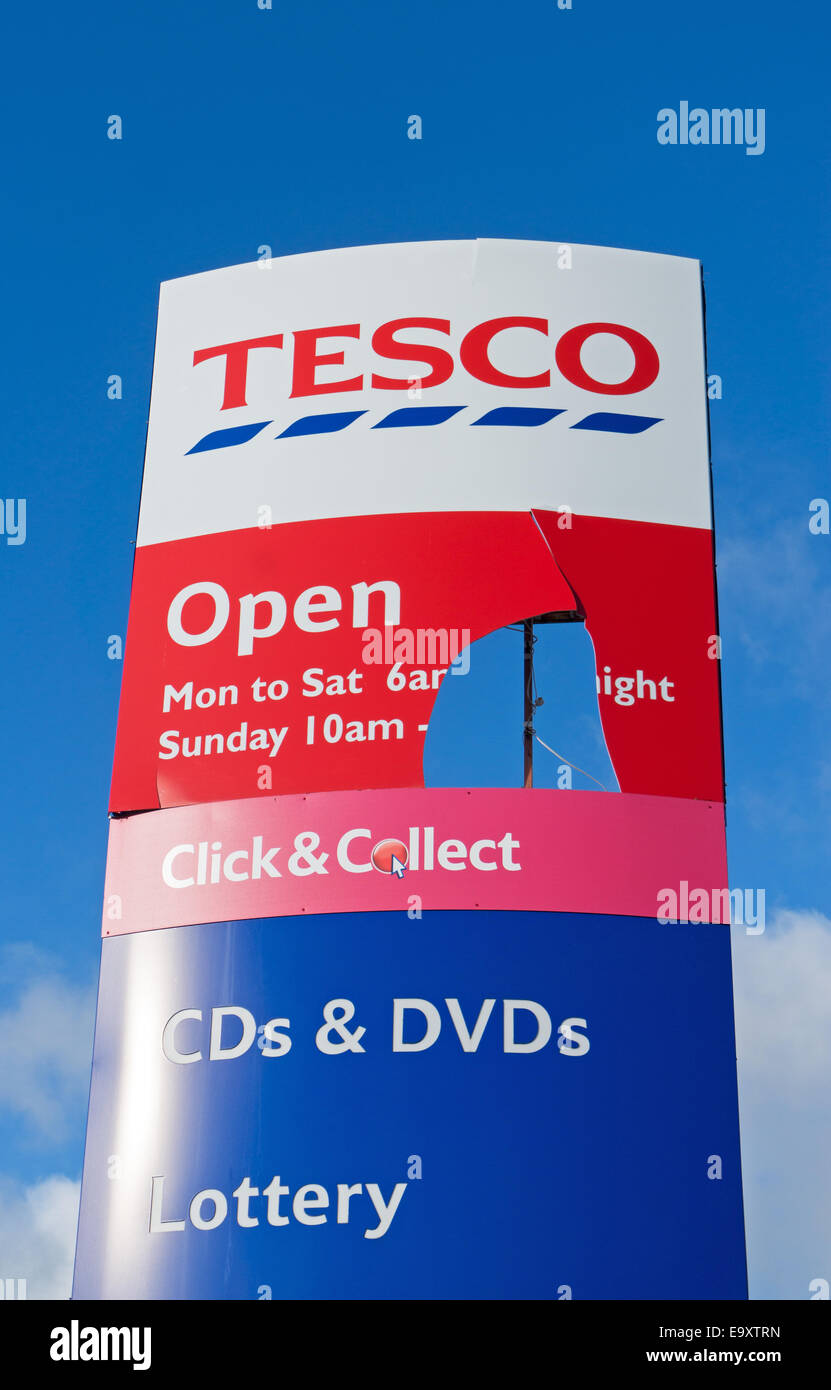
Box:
135;239;711;546
109;241;719;813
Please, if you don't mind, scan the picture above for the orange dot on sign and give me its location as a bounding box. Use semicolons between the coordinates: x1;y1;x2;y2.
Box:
371;839;409;874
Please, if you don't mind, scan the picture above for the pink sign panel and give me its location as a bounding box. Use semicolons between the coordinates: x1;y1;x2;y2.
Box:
102;787;728;936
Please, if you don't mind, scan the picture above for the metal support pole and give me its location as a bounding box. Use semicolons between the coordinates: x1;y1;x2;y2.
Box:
523;618;534;788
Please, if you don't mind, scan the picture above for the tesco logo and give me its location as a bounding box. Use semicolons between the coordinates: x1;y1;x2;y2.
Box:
193;317;660;411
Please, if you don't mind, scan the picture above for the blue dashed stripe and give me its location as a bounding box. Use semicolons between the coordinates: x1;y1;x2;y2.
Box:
278;410;366;438
373;405;465;428
186;420;273;454
571;412;662;434
471;407;565;427
187;406;661;452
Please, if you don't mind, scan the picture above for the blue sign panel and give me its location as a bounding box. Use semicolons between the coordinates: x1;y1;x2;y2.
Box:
73;910;746;1299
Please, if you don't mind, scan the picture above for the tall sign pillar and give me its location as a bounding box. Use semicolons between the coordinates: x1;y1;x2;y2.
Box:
74;239;746;1299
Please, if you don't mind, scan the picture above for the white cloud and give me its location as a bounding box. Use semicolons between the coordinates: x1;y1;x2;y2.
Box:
0;967;94;1143
732;908;831;1299
733;908;831;1093
718;521;831;699
0;1175;79;1299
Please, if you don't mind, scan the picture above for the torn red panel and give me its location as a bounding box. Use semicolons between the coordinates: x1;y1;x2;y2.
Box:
533;510;723;803
110;511;577;812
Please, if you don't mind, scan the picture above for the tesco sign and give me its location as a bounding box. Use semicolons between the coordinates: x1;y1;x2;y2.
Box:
193;317;661;410
133;241;711;547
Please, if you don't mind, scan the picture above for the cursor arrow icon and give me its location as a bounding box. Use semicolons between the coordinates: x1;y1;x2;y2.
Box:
390;854;406;879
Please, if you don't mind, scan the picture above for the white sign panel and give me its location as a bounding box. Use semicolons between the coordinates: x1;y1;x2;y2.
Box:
136;239;711;546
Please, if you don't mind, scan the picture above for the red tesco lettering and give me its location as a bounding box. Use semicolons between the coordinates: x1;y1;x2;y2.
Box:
193;317;660;408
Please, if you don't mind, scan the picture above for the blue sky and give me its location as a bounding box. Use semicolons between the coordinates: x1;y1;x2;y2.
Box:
1;0;829;1298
